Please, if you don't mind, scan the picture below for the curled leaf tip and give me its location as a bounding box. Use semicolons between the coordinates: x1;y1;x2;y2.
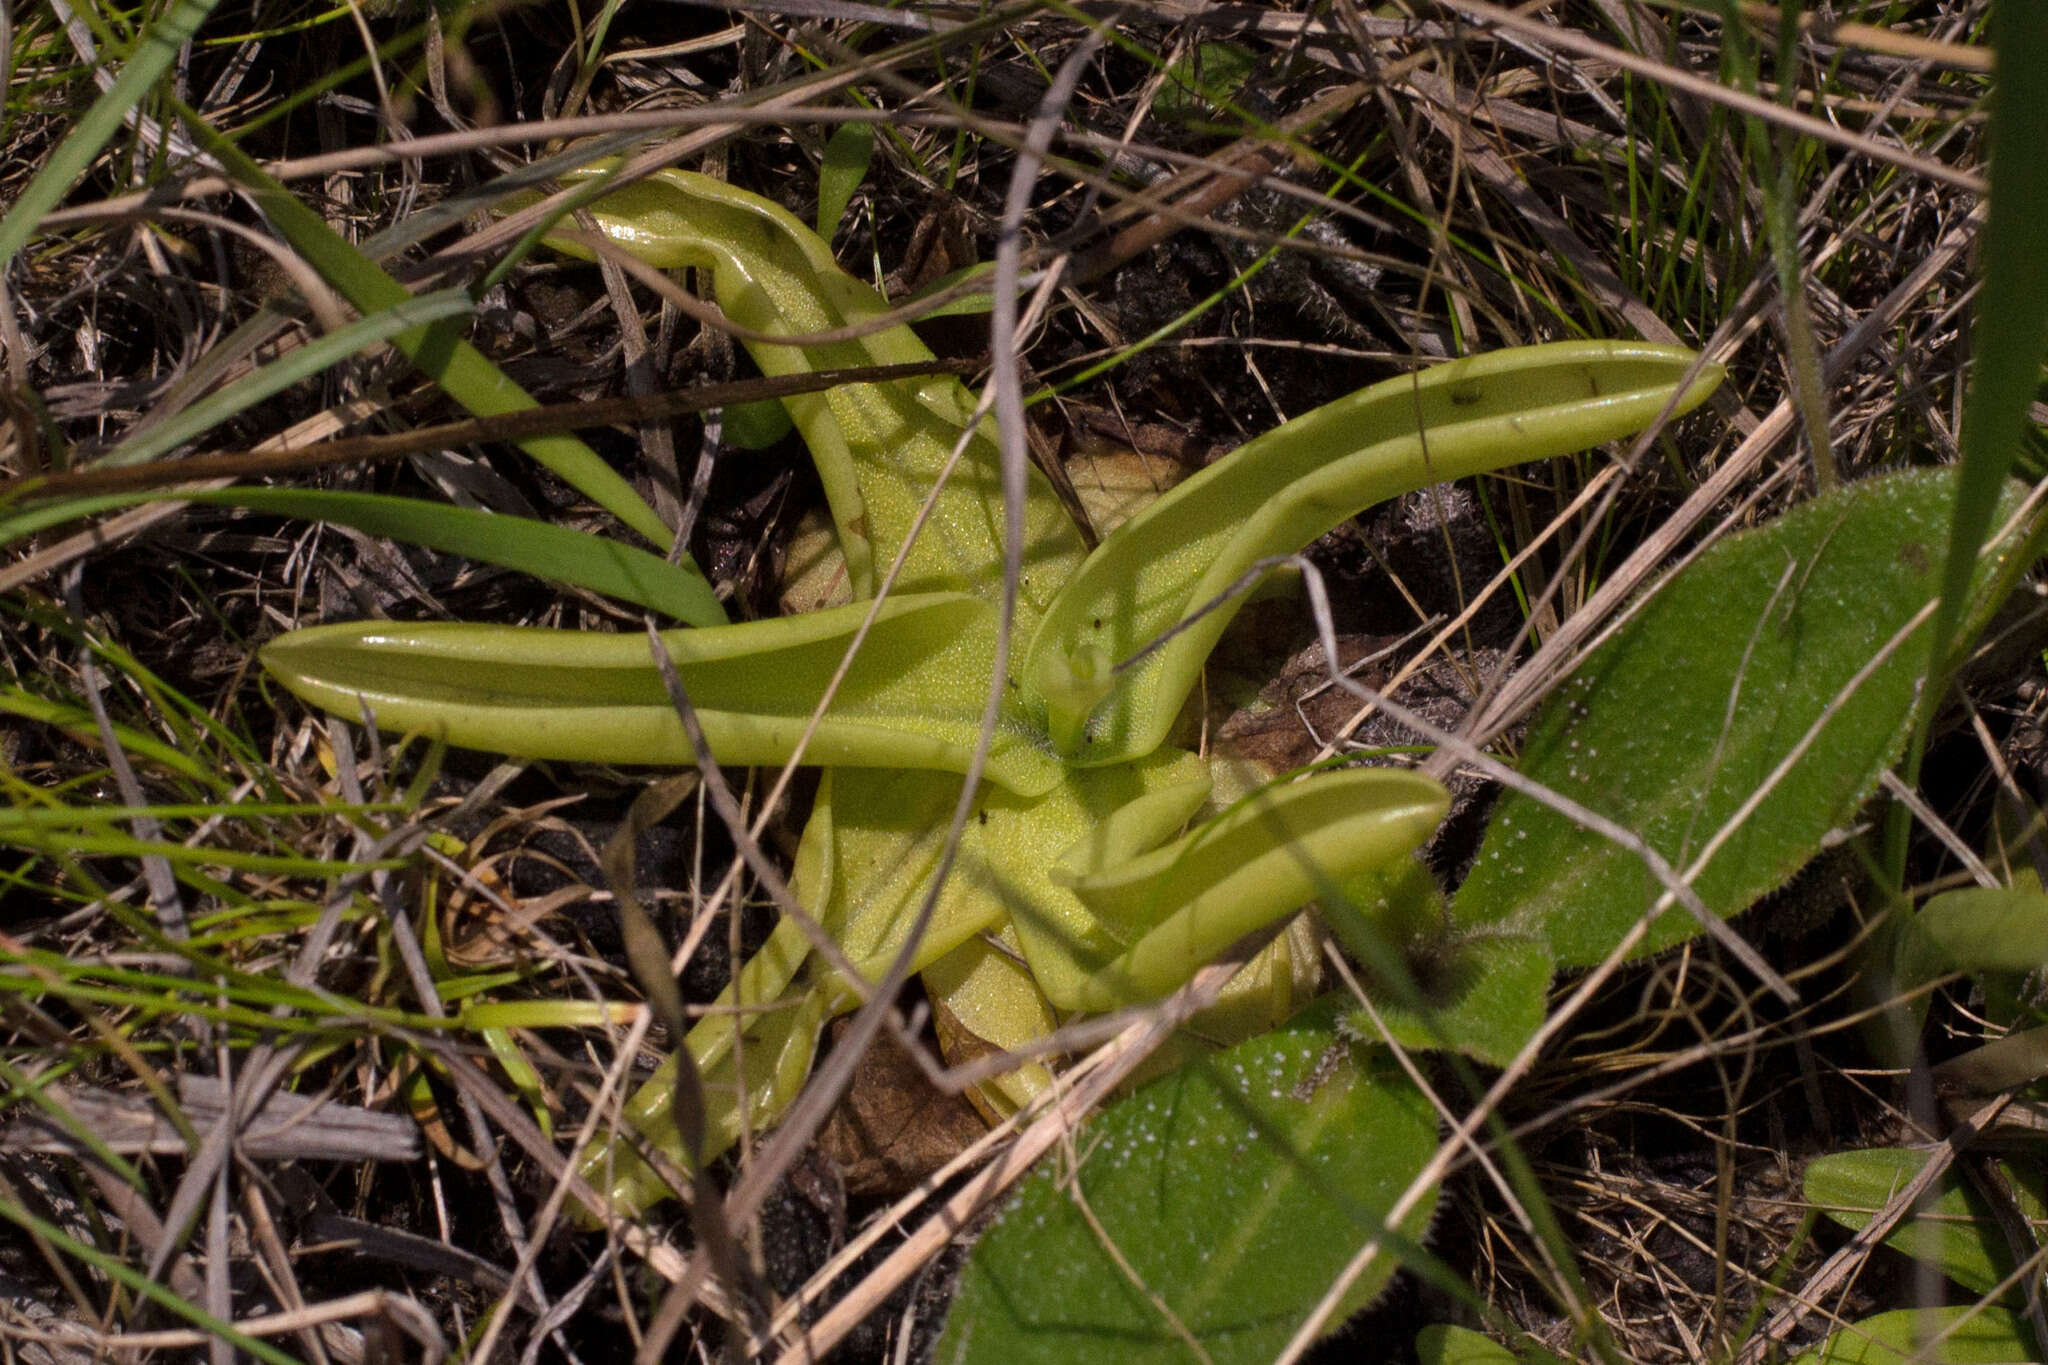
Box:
1040;642;1115;756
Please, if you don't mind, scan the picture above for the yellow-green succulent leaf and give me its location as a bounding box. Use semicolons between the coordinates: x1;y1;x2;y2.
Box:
912;772;1315;1115
258;595;1062;795
922;931;1060;1118
795;770;837;922
694;784;835;1078
586;785;838;1218
1190;914;1323;1046
1111;915;1328;1095
1053;767;1450;1011
1026;342;1724;765
680;915;814;1078
1056;774;1215;874
619;768;1009;1117
802;753;1211;1020
807;767;1014;1009
970;748;1215;1012
585;987;828;1217
531;165;1087;623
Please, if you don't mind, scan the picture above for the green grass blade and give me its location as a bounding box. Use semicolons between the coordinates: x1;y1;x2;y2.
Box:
184;488;723;622
0;801;403;827
92;289;478;470
166;105;692;566
0;689;219;786
0;487;723;623
0;0;223;268
1;828;404;875
1917;1;2048;760
0;1196;306;1365
0;1054;147;1192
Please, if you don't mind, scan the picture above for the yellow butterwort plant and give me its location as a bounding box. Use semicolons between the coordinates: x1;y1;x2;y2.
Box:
260;164;1723;1215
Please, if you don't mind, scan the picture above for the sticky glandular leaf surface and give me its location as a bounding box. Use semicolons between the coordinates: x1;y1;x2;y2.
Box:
1453;469;2028;972
937;1002;1439;1365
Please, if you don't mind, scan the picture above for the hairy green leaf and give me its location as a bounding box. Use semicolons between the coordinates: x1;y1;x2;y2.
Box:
1787;1308;2037;1365
939;1003;1439;1365
1454;469;2031;969
1803;1147;2048;1299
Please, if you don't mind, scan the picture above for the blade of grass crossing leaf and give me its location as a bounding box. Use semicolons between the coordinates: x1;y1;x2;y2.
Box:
1934;0;2048;649
92;289;478;469
0;0;222;267
4;829;404;875
1803;1147;2048;1299
1788;1307;2035;1365
228;14;433;142
0;488;721;620
1903;2;2048;865
1454;470;2030;971
0;491;202;548
0;801;405;827
166;103;692;567
182;488;722;621
0;690;217;785
1704;0;1836;490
